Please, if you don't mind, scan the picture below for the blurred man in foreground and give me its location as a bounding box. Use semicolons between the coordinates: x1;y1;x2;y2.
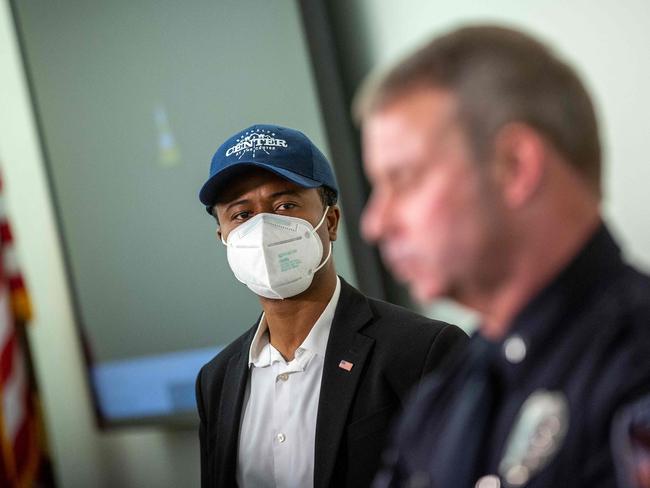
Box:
357;25;650;487
194;124;467;487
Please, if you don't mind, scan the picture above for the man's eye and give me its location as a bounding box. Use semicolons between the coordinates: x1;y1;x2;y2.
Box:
232;211;251;221
276;203;297;211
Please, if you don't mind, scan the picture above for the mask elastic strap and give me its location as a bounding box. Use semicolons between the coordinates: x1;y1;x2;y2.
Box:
313;241;332;274
313;206;330;232
311;206;332;273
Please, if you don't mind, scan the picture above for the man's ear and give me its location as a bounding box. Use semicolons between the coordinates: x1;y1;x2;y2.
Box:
212;207;224;242
326;205;340;241
491;123;547;208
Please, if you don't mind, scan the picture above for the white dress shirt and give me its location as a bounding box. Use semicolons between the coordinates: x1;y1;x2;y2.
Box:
236;277;341;488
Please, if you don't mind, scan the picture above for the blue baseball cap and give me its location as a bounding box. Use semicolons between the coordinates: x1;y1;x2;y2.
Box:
199;124;339;209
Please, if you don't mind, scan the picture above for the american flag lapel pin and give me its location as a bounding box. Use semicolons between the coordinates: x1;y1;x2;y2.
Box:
338;360;354;372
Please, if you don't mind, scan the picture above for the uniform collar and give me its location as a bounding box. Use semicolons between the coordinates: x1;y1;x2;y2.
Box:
248;276;341;368
481;223;625;385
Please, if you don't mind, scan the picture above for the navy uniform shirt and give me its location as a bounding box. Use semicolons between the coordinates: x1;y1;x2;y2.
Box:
375;225;650;488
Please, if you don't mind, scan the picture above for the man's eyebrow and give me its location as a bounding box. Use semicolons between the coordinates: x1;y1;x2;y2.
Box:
222;189;304;212
224;198;250;212
269;189;303;199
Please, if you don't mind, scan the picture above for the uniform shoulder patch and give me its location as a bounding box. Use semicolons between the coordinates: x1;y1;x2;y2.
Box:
612;393;650;488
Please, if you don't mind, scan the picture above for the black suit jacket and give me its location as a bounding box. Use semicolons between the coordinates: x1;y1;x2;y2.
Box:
195;278;468;487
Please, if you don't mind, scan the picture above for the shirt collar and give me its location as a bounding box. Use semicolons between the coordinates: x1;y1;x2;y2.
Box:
248;276;341;368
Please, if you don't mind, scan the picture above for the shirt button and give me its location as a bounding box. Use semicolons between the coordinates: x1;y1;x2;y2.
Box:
278;373;289;382
503;334;527;364
276;433;286;443
475;474;501;488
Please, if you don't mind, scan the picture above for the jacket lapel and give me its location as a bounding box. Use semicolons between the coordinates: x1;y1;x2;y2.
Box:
214;327;255;485
314;279;375;488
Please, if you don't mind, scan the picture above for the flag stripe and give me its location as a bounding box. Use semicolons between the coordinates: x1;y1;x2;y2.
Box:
0;169;54;487
0;222;11;245
0;335;16;387
2;356;26;440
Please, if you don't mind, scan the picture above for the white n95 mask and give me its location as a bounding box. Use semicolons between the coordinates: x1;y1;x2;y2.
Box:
222;207;332;299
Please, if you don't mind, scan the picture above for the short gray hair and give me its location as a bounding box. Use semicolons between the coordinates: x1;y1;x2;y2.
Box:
354;25;602;195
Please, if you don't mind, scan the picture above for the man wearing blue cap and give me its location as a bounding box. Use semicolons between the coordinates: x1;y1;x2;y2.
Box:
194;124;468;488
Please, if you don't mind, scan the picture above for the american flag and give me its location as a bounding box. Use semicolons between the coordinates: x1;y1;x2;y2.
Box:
0;172;55;487
338;360;354;372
